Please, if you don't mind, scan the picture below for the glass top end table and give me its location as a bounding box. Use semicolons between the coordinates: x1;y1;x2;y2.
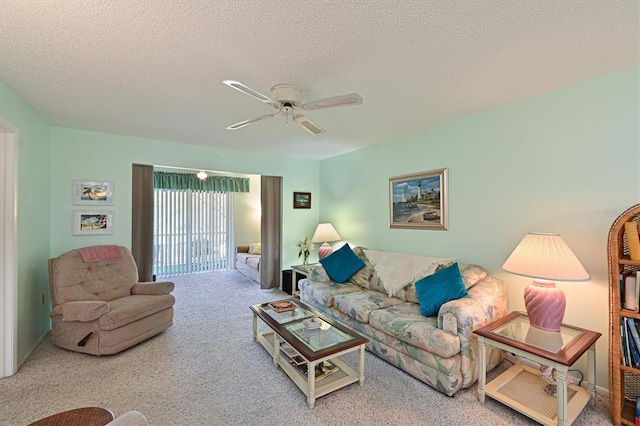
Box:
475;312;601;426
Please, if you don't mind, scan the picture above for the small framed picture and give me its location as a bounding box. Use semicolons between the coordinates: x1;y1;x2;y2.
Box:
389;168;448;230
73;180;114;205
73;211;114;235
293;192;311;209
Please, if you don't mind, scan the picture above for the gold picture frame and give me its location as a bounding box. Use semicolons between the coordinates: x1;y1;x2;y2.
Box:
389;168;448;230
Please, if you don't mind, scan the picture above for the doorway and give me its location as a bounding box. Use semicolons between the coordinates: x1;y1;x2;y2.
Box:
0;118;18;378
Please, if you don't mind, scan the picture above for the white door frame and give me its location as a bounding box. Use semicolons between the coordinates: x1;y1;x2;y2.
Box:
0;117;18;377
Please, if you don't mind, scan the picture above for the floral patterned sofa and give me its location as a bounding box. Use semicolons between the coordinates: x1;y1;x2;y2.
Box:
298;246;508;396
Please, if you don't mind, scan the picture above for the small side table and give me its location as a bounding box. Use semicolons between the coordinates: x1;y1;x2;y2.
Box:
475;312;601;426
290;264;318;297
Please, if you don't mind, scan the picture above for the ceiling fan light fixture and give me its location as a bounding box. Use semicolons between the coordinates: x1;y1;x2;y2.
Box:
223;80;362;134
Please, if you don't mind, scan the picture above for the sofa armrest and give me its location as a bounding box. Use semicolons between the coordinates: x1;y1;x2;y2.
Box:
50;301;110;322
131;281;174;295
437;277;509;387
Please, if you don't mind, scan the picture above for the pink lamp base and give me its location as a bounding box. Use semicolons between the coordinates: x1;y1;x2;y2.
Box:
318;242;333;259
524;280;566;332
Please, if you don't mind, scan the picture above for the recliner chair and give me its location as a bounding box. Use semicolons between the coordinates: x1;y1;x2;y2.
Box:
48;245;175;355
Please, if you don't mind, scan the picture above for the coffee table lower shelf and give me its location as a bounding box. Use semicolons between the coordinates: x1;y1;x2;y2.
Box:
486;364;592;426
256;330;363;408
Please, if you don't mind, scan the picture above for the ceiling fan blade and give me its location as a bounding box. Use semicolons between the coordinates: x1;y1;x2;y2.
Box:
294;115;325;135
302;93;363;110
226;113;277;130
223;80;279;106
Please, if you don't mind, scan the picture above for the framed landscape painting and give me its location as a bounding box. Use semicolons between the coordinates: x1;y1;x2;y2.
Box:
73;180;114;205
293;192;311;209
73;211;114;235
389;168;448;230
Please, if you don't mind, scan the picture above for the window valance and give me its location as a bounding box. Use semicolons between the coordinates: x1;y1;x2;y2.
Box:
153;171;250;193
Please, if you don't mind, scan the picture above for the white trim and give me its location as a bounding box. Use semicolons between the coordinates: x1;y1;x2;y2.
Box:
0;117;18;378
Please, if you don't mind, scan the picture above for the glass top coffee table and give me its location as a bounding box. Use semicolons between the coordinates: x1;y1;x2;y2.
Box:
251;299;369;408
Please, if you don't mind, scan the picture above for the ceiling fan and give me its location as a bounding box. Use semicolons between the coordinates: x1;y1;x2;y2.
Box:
223;80;363;135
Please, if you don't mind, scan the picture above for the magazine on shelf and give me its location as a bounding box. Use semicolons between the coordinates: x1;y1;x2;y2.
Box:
280;343;305;365
288;359;339;381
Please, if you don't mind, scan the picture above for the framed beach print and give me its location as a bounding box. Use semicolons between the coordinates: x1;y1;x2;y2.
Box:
389;168;448;230
293;192;311;209
73;211;114;235
73;180;114;205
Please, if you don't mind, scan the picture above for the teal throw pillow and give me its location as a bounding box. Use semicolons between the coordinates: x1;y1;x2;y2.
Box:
319;244;365;283
415;263;468;317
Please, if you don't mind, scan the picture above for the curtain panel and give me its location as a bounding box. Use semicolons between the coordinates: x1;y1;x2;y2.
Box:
154;171;249;193
260;176;282;289
132;164;154;282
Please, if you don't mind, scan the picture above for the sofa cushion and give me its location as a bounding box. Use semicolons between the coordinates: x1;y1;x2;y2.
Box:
248;243;261;254
236;253;260;268
415;263;468;317
334;290;404;323
246;256;260;270
459;263;488;289
298;280;360;307
369;302;461;358
309;265;331;282
320;244;365;283
347;247;386;292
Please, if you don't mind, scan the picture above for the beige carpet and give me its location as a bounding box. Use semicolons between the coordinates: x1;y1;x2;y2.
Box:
0;270;612;425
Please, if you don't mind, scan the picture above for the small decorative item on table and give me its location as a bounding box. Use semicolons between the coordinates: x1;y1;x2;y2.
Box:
268;300;297;313
303;318;322;329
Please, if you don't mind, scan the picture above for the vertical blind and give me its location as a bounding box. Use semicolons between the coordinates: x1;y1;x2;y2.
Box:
152;171;248;277
153;188;234;277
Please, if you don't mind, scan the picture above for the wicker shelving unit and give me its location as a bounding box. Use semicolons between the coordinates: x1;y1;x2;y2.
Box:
609;204;640;425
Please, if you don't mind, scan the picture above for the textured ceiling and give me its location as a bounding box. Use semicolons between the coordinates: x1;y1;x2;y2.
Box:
0;1;638;160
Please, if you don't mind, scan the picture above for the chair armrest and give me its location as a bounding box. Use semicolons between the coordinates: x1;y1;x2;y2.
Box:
131;281;174;295
437;277;509;388
50;301;110;322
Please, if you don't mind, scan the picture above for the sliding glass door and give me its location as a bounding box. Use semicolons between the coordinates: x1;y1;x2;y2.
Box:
153;188;233;277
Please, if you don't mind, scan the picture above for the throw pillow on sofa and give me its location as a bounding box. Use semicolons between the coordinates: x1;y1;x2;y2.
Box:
248;243;261;255
320;244;365;283
415;262;468;317
309;265;331;282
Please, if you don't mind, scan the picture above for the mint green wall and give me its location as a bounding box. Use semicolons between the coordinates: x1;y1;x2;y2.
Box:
319;66;640;388
0;79;52;364
49;127;320;268
234;174;261;246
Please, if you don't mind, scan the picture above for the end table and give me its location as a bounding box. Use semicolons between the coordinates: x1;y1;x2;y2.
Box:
290;264;318;297
475;312;601;426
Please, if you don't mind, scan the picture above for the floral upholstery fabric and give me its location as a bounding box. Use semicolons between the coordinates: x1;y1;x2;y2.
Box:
298;249;509;397
368;302;460;358
333;290;404;323
300;280;360;307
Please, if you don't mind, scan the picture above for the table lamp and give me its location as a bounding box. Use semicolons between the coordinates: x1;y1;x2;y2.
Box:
311;223;341;259
502;232;590;332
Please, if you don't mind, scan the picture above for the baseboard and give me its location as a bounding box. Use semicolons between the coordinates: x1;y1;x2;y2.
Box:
19;330;50;369
503;353;609;397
